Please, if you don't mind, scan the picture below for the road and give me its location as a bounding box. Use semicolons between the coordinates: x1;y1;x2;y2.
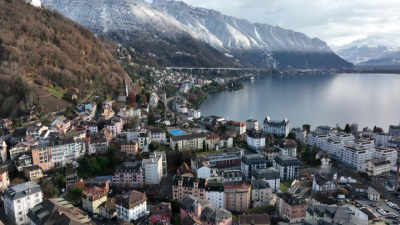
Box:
165;97;175;111
356;198;400;224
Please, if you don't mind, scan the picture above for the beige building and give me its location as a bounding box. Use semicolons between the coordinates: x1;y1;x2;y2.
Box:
224;180;252;211
10;143;30;160
170;133;207;151
172;176;207;201
251;179;272;208
82;189;107;214
23;165;43;182
0;167;10;190
99;198;117;219
239;214;270;225
121;141;138;157
362;158;391;176
367;187;380;201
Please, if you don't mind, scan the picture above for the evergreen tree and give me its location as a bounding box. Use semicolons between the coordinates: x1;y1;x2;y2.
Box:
175;143;179;151
344;123;351;133
287;132;297;140
373;126;377;133
203;140;206;152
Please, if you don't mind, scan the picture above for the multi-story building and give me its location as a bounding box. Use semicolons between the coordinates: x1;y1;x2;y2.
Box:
121;141;138;157
150;151;167;177
206;133;220;150
27;198;91;225
305;206;368;225
276;193;307;223
307;133;328;148
0;167;10;190
367;187;380;201
3;182;43;225
106;116;124;137
192;156;211;179
341;145;372;171
389;125;400;136
312;174;337;195
329;132;355;144
389;136;400;148
112;161;144;188
170;133;207;151
291;127;307;143
273;155;299;181
180;196;232;225
0;139;7;162
373;147;398;165
90;131;112;155
223;180;252;211
246;130;266;150
260;148;281;161
246;119;259;131
375;133;390;147
50;116;71;131
23;165;43;182
115;190;147;222
99;198;117;220
222;170;243;182
126;129;145;142
10;143;30;160
263;117;290;138
241;154;267;179
149;202;172;225
322;139;343;157
239;215;270;225
235;122;246;134
188;109;201;119
30;145;52;171
362;157;391;176
275;139;297;157
26;125;48;139
77;178;110;194
142;157;163;184
205;181;225;208
15;153;33;171
252;168;280;191
172;176;207;201
138;131;151;152
194;148;243;168
351;139;375;151
65;168;78;190
48;138;77;168
149;127;166;144
82;189;107;214
315;126;336;134
251;179;271;208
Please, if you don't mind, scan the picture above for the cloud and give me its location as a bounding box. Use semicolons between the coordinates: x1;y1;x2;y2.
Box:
179;0;400;46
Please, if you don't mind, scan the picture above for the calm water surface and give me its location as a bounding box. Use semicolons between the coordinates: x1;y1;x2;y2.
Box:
199;73;400;131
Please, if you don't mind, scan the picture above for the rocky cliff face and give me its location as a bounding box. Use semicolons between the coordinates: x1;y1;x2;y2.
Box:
41;0;352;69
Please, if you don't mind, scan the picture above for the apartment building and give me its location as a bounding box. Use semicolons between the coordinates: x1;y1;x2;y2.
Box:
142;157;163;184
367;187;380;201
315;126;336;134
15;153;33;171
106;116;124;137
223;180;252;211
305;206;368;225
239;215;270;225
192;156;211;179
138;131;151;152
150;151;167;177
170;133;207;151
241;154;267;179
273;155;299;181
90;131;112;155
195;147;243;168
26;125;48;139
341;145;372;171
50;116;71;131
65;169;78;190
0;167;10;190
49;138;76;168
10;143;30;160
77;178;110;194
252;168;280;191
82;189;107;214
251;179;272;208
291;127;307;143
307;133;328;148
99;198;117;220
121;141;138;157
149;127;167;143
322;139;343;157
373;147;398;165
222;170;243;182
352;139;375;151
375;133;390;147
3;182;43;225
206;133;221;150
149;202;172;225
205;181;225;208
112;161;144;188
263;117;290;138
362;157;391;176
172;176;207;201
115;190;147;222
23;165;43;182
246;130;266;150
246;119;259;131
274;139;297;157
127;129;147;142
235;122;246;134
389;125;400;136
30;145;52;171
276;193;307;223
329;132;355;144
312;174;337;194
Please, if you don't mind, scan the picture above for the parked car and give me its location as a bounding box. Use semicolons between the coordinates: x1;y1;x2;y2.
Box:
92;215;98;219
370;203;378;207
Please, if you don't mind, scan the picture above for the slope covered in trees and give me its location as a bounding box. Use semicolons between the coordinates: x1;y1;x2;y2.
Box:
0;0;126;118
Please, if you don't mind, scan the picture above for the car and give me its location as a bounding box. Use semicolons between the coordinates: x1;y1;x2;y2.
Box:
109;190;113;194
393;221;399;224
371;203;378;207
92;215;98;219
99;217;104;221
386;216;394;219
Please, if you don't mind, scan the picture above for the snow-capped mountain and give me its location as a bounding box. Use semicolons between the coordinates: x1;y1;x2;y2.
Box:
332;34;400;64
41;0;352;69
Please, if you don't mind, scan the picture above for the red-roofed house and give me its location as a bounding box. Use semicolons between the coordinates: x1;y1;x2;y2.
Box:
234;122;246;134
177;163;193;177
149;202;172;225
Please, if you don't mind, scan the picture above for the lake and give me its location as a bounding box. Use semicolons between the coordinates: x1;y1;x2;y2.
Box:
199;73;400;131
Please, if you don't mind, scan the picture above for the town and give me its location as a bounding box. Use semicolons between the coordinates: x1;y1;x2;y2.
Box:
0;48;400;225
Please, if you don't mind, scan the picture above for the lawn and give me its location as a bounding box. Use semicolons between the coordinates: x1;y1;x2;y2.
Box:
244;205;276;214
43;86;67;98
195;150;218;156
280;183;288;191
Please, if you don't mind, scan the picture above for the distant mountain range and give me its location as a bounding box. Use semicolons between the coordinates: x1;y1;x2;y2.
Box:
332;34;400;66
41;0;353;69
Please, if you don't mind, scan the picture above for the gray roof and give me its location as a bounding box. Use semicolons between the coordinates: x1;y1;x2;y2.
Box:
12;128;27;138
171;133;207;142
180;196;231;222
241;154;267;165
274;155;299;166
251;179;271;189
252;167;280;180
4;182;41;200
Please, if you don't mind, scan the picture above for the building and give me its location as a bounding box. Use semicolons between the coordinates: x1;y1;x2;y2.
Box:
77;178;110;194
275;139;297;157
273;156;299;181
180;196;232;225
65;168;78;190
263;117;290;137
106;116;124;137
291;127;307;143
241;154;267;179
15;153;33;171
305;206;368;225
238;214;270;225
367;187;380;201
26;125;48;139
362;157;391;176
246;130;266;150
246;119;259;131
170;133;207;151
99;198;117;220
127;129;146;142
3;182;43;225
90;131;112;155
375;134;389;147
222;170;242;182
329;132;355;144
177;162;194;177
50;116;71;131
341;145;372;171
260;148;280;161
251;179;272;208
115;190;147;222
27;198;91;225
143;156;163;184
252;168;280;191
205;181;225;208
0;167;10;190
172;176;207;201
194;148;243;168
235;122;246;135
322;139;343;157
49;138;77;168
373;147;398;165
30;145;52;171
23;165;43;182
112;161;144;188
223;180;252;211
315;126;336;134
188;109;201;119
192;156;211;179
312;174;337;195
149;127;167;144
389;125;400;136
138;131;151;152
82;189;107;214
307;133;328;148
10;143;30;160
150;151;167;177
276;193;307;223
149;202;172;225
206;133;221;150
121;141;138;157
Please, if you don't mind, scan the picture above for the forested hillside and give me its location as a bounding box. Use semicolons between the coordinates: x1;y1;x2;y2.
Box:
0;0;126;118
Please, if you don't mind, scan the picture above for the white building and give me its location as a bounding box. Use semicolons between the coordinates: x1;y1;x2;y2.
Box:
291;128;307;143
149;127;166;144
329;132;355;144
312;174;337;194
127;129;146;142
142;157;163;184
241;154;267;179
25;0;41;7
149;93;160;108
274;139;297;157
373;147;398;165
315;126;336;134
138;131;151;152
26;125;48;139
246;130;265;150
188;109;201;119
205;181;225;208
50;116;71;131
263;117;290;138
341;145;372;171
1;139;7;162
245;119;259;131
106;116;124;137
252;168;280;191
3;182;43;225
192;156;211;179
322;139;343;157
375;134;390;147
307;133;329;148
115;190;147;222
150;151;167;177
351;139;375;152
235;122;246;135
273;156;299;181
49;138;77;167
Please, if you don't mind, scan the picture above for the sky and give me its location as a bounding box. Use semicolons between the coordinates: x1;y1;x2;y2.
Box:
179;0;400;46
